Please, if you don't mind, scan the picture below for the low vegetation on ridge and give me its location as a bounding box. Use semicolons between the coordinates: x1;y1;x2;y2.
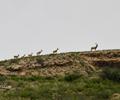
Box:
0;49;119;100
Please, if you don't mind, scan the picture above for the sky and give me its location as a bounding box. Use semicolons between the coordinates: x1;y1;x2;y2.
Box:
0;0;120;60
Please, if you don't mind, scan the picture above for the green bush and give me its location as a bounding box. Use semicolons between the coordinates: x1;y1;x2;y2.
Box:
95;89;113;99
64;73;81;82
10;75;55;82
102;68;120;82
9;59;19;65
35;57;44;65
0;60;8;66
0;75;6;82
0;74;120;100
10;75;42;81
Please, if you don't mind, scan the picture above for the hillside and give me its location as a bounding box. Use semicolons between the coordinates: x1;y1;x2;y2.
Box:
0;49;119;100
0;49;120;76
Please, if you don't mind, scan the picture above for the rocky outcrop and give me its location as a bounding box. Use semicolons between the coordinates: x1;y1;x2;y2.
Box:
110;93;120;100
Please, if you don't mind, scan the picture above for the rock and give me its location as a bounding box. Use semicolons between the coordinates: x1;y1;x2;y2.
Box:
110;93;120;100
80;71;88;77
0;85;12;90
19;71;26;76
7;65;22;71
0;66;10;75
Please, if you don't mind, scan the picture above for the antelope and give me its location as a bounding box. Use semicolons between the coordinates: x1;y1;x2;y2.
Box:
53;48;59;54
28;53;33;57
36;50;43;56
21;54;26;58
91;43;98;51
14;54;19;59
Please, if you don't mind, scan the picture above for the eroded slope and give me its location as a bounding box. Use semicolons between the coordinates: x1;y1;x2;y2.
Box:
0;49;119;76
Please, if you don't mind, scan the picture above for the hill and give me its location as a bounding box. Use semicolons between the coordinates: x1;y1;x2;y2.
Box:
0;49;119;100
0;49;119;76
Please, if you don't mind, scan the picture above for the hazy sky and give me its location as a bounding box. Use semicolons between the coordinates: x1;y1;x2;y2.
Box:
0;0;120;59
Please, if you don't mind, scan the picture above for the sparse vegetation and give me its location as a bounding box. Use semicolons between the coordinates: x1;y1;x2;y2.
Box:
9;59;19;65
35;56;44;64
64;72;82;82
0;50;119;99
0;74;119;100
101;68;120;82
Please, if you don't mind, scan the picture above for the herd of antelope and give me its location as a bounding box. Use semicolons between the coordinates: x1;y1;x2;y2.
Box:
13;48;59;59
13;43;98;59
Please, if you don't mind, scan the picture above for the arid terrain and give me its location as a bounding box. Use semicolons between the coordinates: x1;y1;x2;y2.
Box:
0;49;120;76
0;49;119;100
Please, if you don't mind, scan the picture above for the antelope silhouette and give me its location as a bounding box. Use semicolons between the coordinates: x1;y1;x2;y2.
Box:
22;54;26;58
53;48;59;54
14;54;19;59
28;53;33;57
36;50;43;56
91;43;98;51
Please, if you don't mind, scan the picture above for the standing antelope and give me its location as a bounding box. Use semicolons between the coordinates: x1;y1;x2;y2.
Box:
36;50;43;56
28;53;33;57
22;54;26;58
53;48;59;54
14;54;19;59
91;43;98;51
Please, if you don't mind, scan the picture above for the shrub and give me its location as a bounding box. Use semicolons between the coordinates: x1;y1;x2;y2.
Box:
35;57;44;65
102;68;120;82
10;75;42;81
0;60;8;66
9;59;19;65
0;75;6;82
64;73;81;82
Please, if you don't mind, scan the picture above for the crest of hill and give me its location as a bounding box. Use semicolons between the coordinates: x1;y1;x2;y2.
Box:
0;49;119;76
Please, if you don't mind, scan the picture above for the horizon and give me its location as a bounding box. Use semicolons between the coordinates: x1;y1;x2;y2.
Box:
0;0;120;60
1;49;120;61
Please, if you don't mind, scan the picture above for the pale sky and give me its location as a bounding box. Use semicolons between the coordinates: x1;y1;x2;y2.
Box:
0;0;120;60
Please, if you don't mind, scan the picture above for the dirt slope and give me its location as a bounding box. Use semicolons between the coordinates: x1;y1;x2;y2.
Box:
0;49;119;76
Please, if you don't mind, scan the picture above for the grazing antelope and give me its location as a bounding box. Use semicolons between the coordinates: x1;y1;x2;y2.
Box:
91;43;98;51
53;48;59;54
22;54;26;58
14;55;19;59
28;53;33;57
36;50;43;56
